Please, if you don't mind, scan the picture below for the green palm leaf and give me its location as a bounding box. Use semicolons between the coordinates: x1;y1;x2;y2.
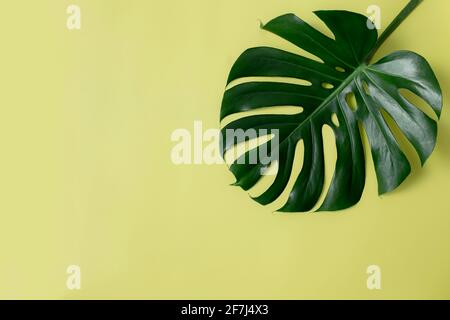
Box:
220;0;442;212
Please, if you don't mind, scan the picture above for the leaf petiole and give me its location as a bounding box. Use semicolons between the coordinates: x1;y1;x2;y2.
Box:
365;0;423;63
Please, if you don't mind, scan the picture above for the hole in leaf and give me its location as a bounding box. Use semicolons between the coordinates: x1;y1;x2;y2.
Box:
399;88;438;121
223;132;274;166
345;92;357;112
331;113;340;127
226;76;312;90
322;82;334;90
264;139;305;211
379;108;421;173
220;106;304;128
311;124;338;211
335;66;346;73
275;125;337;212
362;81;370;95
311;15;336;40
357;121;378;194
248;160;279;198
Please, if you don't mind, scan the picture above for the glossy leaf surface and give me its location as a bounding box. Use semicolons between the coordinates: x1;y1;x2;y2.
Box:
220;7;442;212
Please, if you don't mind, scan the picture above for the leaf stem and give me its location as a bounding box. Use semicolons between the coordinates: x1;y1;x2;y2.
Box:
365;0;423;63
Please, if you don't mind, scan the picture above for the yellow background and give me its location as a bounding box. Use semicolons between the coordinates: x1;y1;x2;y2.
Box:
0;0;449;299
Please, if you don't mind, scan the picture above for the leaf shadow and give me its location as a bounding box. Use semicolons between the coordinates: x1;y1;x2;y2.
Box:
436;123;450;159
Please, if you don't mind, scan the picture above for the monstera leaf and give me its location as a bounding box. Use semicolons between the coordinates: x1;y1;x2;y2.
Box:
220;0;442;212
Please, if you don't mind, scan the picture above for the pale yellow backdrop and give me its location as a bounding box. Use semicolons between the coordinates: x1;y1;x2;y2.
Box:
0;0;449;299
